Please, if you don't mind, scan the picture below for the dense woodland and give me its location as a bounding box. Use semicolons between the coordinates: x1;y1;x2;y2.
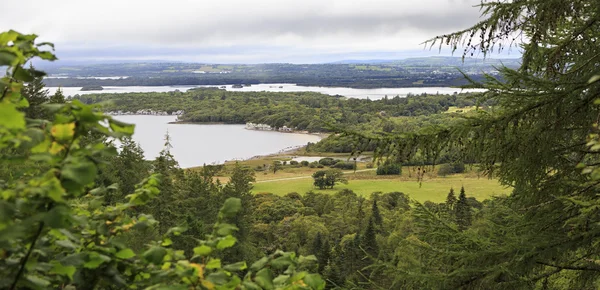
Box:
40;60;515;89
74;89;480;133
2;0;600;289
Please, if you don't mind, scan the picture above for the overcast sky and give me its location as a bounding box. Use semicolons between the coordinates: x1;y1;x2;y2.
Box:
2;0;517;63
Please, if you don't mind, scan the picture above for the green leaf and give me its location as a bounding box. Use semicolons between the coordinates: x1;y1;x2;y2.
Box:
56;239;77;250
38;51;57;60
84;253;111;269
143;247;167;265
161;238;172;247
51;123;75;141
50;262;76;280
0;51;17;66
589;75;600;84
254;268;274;290
272;274;290;285
216;235;236;250
242;281;262;290
205;258;221;269
109;119;135;135
0;103;25;129
216;223;238;236
220;198;241;217
115;248;136;259
193;245;212;256
223;261;247;272
61;161;97;186
250;257;269;271
270;255;293;269
25;275;51;287
13;66;33;82
303;274;325;290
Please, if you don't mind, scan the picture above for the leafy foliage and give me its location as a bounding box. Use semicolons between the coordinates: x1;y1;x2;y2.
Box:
0;30;324;290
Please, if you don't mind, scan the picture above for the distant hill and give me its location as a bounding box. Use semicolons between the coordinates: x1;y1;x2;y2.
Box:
330;56;521;68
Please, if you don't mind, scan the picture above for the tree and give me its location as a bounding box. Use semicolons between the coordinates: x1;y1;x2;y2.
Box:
0;30;325;290
445;188;457;211
371;199;383;227
454;186;471;231
361;218;379;258
21;65;49;119
371;0;600;287
272;160;282;174
312;169;348;189
49;87;66;104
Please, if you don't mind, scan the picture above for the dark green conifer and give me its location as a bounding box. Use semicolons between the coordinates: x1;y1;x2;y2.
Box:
446;187;457;211
454;186;471;231
371;199;383;227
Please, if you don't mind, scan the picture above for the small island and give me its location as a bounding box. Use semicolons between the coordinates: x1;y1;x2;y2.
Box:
80;85;104;91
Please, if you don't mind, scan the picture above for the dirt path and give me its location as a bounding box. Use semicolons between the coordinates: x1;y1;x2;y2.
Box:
254;168;376;183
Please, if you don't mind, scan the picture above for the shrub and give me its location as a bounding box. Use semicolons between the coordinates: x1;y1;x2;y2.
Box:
318;157;337;166
290;160;299;165
317;164;325;168
438;162;465;176
376;162;402;175
333;162;356;170
300;160;309;166
366;162;374;169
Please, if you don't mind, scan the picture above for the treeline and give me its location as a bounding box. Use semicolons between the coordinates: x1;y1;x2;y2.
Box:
42;62;492;89
74;89;481;132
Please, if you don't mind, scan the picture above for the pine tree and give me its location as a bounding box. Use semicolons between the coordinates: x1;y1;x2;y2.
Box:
454;187;471;231
445;188;457;211
361;218;379;258
371;199;383;227
49;87;66;104
21;65;49;119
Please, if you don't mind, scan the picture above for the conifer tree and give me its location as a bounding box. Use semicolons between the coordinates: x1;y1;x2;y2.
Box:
49;87;66;104
371;199;383;227
445;187;457;211
361;218;379;258
454;186;471;231
21;65;49;119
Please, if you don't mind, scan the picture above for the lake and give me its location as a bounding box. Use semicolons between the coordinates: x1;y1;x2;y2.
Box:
48;83;485;100
114;115;322;168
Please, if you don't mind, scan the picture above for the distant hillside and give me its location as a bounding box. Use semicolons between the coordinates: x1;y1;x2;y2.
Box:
330;56;521;68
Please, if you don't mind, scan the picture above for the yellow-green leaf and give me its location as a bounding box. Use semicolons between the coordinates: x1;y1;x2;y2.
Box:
0;103;25;129
51;123;75;141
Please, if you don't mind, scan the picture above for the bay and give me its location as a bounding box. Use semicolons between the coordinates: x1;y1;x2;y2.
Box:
114;115;322;168
48;83;484;100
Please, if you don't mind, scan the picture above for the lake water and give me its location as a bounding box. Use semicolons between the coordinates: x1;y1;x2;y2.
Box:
114;115;322;168
48;83;484;100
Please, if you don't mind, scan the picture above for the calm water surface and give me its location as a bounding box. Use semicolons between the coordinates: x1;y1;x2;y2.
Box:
48;83;484;100
115;115;321;168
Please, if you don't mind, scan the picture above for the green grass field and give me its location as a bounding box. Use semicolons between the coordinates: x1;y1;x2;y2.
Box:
252;175;510;203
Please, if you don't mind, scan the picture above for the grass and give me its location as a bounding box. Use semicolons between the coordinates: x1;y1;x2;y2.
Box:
189;150;510;203
252;174;510;203
446;106;477;113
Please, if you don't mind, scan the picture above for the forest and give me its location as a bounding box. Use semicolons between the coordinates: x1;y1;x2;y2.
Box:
41;59;518;89
72;89;481;133
2;0;600;289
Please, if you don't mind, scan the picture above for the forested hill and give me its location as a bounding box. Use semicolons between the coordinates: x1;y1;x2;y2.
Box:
74;89;481;132
40;60;514;88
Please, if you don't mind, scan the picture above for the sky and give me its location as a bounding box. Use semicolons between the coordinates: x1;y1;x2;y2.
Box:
2;0;521;63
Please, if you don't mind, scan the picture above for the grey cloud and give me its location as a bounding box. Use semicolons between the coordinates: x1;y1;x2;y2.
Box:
2;0;485;62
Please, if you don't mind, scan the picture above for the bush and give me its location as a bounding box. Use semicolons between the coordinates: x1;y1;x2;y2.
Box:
290;160;299;165
319;157;337;166
366;162;374;169
438;162;465;176
333;162;356;170
317;164;324;168
376;162;402;175
309;162;317;168
300;160;309;166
